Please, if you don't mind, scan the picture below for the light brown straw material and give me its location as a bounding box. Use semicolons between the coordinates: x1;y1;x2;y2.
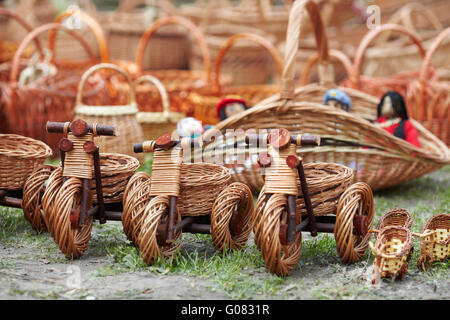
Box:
122;171;152;245
334;182;374;263
416;213;449;270
149;148;183;197
258;193;302;276
0;134;52;190
370;226;413;284
202;0;450;194
22;164;57;232
375;208;413;236
138;195;182;266
63;133;95;180
265;144;298;196
210;182;254;252
41;167;63;236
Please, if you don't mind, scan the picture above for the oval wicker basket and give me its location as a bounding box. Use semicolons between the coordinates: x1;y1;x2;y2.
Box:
178;163;232;217
375;208;413;231
295;163;353;217
0;134;52;190
74;63;144;161
92;152;140;204
190;32;284;125
200;0;450;194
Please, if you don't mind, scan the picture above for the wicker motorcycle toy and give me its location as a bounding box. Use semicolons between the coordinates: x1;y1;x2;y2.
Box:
123;133;254;265
248;128;375;276
25;119;140;258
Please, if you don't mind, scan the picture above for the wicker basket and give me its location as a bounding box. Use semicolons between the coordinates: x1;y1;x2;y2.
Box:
134;75;185;141
74;63;144;161
369;226;413;283
178;163;232;217
200;0;450;194
0;7;36;64
107;0;190;71
416;213;449;270
375;208;413;231
93;152;140;203
406;28;450;147
132;15;231;116
0;134;52;190
1;23;106;154
189;24;278;86
190;32;284;125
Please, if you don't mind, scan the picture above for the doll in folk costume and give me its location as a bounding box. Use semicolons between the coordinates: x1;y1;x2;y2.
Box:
216;97;249;121
323;89;352;112
375;91;420;148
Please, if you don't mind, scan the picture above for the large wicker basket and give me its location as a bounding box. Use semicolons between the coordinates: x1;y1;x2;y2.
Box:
190;32;284;125
406;27;450;147
107;0;190;71
200;0;450;194
132;15;231;116
0;134;52;190
0;23;106;154
134;75;185;141
74;63;144;161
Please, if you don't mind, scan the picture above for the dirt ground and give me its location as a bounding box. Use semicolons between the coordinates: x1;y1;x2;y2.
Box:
1;167;449;300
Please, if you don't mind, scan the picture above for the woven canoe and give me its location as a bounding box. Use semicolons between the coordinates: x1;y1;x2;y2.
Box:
200;0;450;194
0;134;52;190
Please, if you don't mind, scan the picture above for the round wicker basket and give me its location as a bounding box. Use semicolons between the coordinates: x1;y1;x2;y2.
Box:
0;134;52;190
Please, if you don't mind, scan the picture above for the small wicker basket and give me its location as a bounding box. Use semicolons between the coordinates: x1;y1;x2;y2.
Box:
74;63;144;161
375;208;413;232
134;75;185;141
416;213;449;270
0;134;52;190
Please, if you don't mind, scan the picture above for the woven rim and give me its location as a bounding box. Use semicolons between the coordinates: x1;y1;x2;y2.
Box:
376;208;413;231
0;134;52;159
136;111;185;124
420;213;450;234
373;226;413;259
298;162;353;192
180;162;231;188
99;153;140;175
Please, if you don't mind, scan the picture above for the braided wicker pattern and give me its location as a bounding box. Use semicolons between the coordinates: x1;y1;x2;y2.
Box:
178;163;231;216
370;226;413;284
149;148;182;197
122;171;152;245
417;213;450;270
296;163;353;217
41;167;63;235
210;182;254;252
257;193;302;276
253;185;267;250
0;134;52;190
265;144;298;196
375;208;413;235
138;195;182;266
63;133;94;180
22;164;57;232
334;182;375;263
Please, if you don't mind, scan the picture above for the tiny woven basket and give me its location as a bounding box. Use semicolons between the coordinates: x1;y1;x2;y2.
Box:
92;152;140;204
134;75;185;141
190;32;284;125
0;134;52;190
375;208;413;233
295;163;353;217
417;213;450;270
369;226;413;283
74;63;144;161
178;163;232;217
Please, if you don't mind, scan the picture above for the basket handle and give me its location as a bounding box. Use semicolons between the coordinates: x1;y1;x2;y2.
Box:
76;63;135;106
134;75;170;116
415;27;450;121
118;0;177;16
349;24;427;89
0;7;44;59
375;2;443;46
299;49;353;86
135;15;211;84
48;8;109;63
213;33;284;92
280;0;330;100
9;23;97;84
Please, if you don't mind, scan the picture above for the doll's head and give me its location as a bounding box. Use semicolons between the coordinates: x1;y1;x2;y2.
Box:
377;91;408;120
323;89;352;111
177;117;204;139
216;97;248;121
